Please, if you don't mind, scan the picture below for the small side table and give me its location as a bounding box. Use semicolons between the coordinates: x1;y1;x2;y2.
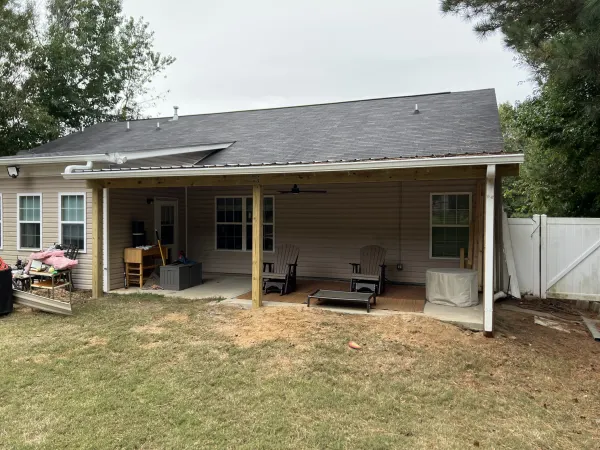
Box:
29;270;72;300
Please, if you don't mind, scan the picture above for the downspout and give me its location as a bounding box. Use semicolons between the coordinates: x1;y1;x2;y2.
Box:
64;161;93;174
185;186;189;256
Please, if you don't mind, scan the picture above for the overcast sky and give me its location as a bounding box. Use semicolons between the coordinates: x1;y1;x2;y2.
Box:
122;0;535;118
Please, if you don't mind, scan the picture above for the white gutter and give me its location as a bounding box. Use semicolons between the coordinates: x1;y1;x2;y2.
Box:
62;153;524;180
0;143;234;166
0;153;108;166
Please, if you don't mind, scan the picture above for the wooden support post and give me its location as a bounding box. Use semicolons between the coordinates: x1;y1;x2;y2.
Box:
483;165;496;336
91;186;104;298
252;184;263;308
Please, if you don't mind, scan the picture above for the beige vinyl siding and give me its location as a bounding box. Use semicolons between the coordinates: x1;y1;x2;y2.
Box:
108;188;187;290
400;179;478;282
0;174;92;289
181;179;476;285
189;183;402;280
2;170;479;291
107;178;479;289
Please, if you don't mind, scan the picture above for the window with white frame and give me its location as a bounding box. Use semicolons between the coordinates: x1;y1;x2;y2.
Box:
431;193;471;258
18;194;42;250
60;193;86;251
0;194;3;249
216;196;274;251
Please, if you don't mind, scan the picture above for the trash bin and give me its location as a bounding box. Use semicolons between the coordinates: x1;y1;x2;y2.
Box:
0;267;13;316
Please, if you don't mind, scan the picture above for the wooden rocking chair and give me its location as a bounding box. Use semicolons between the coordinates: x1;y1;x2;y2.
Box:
350;245;386;295
263;244;300;295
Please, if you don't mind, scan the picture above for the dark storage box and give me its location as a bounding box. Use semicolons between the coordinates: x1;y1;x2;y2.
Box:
160;263;202;291
0;269;13;316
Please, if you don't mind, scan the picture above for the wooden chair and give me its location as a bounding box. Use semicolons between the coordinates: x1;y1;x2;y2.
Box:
263;244;300;295
350;245;386;295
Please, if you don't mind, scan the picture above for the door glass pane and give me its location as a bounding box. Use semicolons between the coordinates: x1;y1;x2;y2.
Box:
160;205;175;245
161;226;175;245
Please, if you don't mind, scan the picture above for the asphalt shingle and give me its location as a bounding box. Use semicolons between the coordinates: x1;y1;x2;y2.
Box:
15;89;504;164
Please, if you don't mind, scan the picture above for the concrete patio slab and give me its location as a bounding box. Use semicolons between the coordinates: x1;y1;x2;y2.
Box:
111;274;251;300
111;274;484;330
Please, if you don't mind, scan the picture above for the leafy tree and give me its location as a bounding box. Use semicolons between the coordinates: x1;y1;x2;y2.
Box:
498;102;531;217
441;0;600;217
0;0;174;156
0;1;58;154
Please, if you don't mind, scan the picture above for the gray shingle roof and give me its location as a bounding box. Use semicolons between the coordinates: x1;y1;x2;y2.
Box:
16;89;504;164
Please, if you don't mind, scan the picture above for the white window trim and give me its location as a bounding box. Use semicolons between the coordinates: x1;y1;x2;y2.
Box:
17;193;43;251
429;192;472;260
58;192;87;253
0;193;3;250
214;195;275;252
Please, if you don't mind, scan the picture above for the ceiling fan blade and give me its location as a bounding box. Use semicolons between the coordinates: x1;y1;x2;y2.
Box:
302;190;328;193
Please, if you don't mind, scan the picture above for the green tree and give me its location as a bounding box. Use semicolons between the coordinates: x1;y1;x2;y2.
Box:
441;0;600;217
0;1;58;154
0;0;174;156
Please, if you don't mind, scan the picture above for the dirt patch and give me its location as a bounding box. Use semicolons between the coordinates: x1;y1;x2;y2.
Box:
216;306;341;348
86;336;108;346
31;354;51;364
131;312;189;335
216;305;470;350
160;313;189;323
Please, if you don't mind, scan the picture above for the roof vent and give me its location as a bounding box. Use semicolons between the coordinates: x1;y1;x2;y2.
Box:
126;121;130;131
414;104;420;114
172;106;179;121
156;121;160;130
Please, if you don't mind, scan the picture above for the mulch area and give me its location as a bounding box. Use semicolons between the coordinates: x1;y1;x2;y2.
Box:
237;279;426;313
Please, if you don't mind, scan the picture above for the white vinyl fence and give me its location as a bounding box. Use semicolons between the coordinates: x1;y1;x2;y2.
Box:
508;215;600;301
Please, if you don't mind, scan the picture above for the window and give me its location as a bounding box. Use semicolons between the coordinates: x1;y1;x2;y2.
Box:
246;197;274;252
18;194;42;250
431;193;471;258
216;196;274;251
0;194;3;249
59;193;86;252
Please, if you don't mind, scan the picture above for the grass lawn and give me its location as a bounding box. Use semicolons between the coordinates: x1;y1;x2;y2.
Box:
1;294;599;449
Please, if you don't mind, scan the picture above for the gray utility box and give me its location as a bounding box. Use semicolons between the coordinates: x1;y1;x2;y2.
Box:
160;263;203;291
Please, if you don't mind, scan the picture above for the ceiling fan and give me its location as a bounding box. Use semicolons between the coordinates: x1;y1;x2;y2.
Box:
277;184;327;195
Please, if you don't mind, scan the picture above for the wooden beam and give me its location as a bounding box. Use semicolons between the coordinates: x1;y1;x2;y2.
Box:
91;186;103;298
483;165;496;336
86;180;104;190
252;184;263;308
96;166;488;189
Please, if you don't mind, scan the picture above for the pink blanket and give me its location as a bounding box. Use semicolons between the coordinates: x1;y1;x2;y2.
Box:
25;250;78;272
